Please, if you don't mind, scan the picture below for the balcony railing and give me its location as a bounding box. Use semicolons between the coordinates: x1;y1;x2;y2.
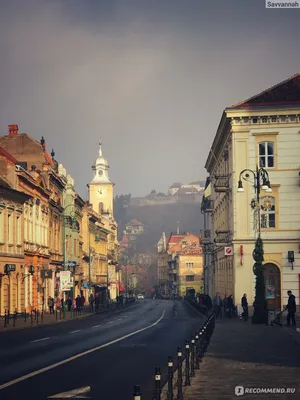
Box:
201;198;214;213
214;230;231;244
214;175;230;192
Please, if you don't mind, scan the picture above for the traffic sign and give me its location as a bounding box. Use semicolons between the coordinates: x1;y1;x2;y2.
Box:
224;247;233;256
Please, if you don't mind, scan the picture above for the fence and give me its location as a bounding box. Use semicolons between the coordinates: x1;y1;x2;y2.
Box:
0;297;136;329
132;313;215;400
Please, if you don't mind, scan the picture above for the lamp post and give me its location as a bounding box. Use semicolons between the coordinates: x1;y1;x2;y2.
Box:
237;165;272;324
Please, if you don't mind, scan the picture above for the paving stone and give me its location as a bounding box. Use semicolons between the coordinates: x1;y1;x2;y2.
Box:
183;318;300;400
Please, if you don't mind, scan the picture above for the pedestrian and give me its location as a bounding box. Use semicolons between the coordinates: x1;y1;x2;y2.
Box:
286;290;296;327
66;297;72;312
213;292;223;318
76;295;81;312
48;296;54;314
227;295;234;318
241;293;248;322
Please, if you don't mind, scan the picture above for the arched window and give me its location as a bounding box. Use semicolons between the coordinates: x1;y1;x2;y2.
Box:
99;202;104;213
258;141;274;168
260;196;275;229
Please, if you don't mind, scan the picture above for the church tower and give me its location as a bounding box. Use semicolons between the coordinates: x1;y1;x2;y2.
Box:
88;139;114;215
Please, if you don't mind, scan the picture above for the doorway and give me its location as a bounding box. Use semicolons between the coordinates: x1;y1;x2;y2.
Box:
263;263;281;309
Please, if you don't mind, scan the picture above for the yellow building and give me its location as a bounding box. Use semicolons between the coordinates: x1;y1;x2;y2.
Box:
205;73;300;312
81;203;109;300
0;175;31;315
87;140;119;299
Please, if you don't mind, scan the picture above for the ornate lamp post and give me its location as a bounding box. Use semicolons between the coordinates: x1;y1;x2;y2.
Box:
237;165;272;324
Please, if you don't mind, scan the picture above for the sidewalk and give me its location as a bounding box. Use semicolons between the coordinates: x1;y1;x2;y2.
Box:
0;303;128;332
183;318;300;399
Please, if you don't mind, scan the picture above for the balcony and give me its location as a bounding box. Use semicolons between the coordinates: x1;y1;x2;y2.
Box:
201;198;214;213
200;229;212;244
214;175;230;193
214;230;231;244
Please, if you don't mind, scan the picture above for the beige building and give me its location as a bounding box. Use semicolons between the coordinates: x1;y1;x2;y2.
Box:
157;232;203;297
0;176;31;315
205;73;300;312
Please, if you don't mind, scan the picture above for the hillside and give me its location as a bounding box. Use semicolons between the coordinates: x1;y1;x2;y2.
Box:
125;202;204;250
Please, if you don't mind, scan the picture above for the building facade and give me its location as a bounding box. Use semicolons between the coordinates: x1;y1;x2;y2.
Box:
0;175;31;315
205;73;300;311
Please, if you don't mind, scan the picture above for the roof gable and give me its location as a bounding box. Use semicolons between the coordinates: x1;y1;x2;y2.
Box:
231;73;300;108
0;145;18;164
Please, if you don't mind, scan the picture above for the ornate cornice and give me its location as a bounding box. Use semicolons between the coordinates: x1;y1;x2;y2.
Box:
230;114;300;127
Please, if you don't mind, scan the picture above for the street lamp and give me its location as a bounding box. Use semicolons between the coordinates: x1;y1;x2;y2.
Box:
237;165;272;324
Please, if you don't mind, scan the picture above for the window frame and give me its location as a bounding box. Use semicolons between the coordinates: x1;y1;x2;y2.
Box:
258;141;275;169
260;189;279;231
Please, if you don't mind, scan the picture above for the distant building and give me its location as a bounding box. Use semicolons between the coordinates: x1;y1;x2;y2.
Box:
157;232;203;297
125;219;144;236
168;182;204;196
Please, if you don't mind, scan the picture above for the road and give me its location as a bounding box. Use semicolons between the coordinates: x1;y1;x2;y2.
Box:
0;299;204;400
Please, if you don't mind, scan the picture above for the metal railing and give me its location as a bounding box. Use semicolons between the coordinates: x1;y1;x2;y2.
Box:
132;313;215;399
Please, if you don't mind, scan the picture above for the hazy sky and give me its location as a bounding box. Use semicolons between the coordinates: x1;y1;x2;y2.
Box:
0;1;299;197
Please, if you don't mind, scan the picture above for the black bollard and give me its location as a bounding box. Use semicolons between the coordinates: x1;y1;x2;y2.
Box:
24;310;27;323
4;310;7;328
167;356;173;400
133;385;141;400
13;311;17;327
177;346;183;400
190;338;195;377
56;309;58;320
185;340;191;386
31;310;33;324
36;311;39;324
154;366;161;400
7;309;10;325
41;310;44;323
195;333;200;369
59;309;62;320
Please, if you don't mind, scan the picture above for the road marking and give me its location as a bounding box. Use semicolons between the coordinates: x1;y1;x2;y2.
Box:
124;315;128;318
92;325;101;328
0;308;165;391
48;386;91;398
107;321;114;324
69;330;81;334
30;337;50;343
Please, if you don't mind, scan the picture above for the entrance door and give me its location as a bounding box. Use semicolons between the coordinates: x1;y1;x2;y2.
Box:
264;263;281;310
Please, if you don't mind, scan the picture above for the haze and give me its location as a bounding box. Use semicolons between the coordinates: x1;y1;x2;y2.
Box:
0;0;299;197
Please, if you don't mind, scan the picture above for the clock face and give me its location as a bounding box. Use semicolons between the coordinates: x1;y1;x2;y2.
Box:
97;189;103;196
98;170;103;176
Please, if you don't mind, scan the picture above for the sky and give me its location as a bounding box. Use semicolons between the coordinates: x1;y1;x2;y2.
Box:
0;0;299;198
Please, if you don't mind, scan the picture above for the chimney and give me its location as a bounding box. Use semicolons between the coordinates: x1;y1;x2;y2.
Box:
8;124;19;136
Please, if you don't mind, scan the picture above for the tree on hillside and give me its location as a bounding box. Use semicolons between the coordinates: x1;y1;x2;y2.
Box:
113;194;131;239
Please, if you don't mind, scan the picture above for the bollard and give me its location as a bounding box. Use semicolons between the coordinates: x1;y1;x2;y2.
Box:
4;310;7;328
31;310;33;324
195;333;200;369
133;385;141;400
41;310;44;323
34;309;37;320
59;309;62;320
167;356;173;400
154;366;161;400
56;309;58;321
185;340;191;386
24;310;27;323
13;311;17;327
177;347;183;400
36;311;39;324
190;338;195;377
7;310;10;325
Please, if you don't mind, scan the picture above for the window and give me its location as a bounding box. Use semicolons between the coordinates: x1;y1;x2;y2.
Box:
16;215;21;244
8;213;13;244
99;202;104;213
186;263;194;269
0;211;4;243
259;142;274;168
260;196;276;229
186;275;194;282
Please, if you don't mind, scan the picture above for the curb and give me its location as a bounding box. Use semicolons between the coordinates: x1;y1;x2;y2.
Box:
0;302;136;333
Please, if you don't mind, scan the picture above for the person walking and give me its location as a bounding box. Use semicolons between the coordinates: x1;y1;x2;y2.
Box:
286;290;296;327
241;293;248;322
213;292;223;318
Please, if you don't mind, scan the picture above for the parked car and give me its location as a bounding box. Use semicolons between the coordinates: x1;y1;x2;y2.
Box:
137;294;144;299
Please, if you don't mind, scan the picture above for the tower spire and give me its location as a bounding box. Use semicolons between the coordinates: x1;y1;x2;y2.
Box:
177;221;180;235
99;138;103;157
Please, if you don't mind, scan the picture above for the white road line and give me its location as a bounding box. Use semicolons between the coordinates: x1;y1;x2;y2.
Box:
30;337;50;343
0;308;166;391
124;315;128;318
69;330;81;334
107;321;114;324
92;325;101;328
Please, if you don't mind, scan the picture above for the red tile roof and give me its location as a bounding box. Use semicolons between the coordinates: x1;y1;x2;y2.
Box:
168;234;185;244
231;73;300;108
178;242;202;256
127;219;143;226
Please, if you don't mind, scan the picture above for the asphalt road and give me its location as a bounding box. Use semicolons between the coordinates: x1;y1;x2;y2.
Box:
0;299;205;400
